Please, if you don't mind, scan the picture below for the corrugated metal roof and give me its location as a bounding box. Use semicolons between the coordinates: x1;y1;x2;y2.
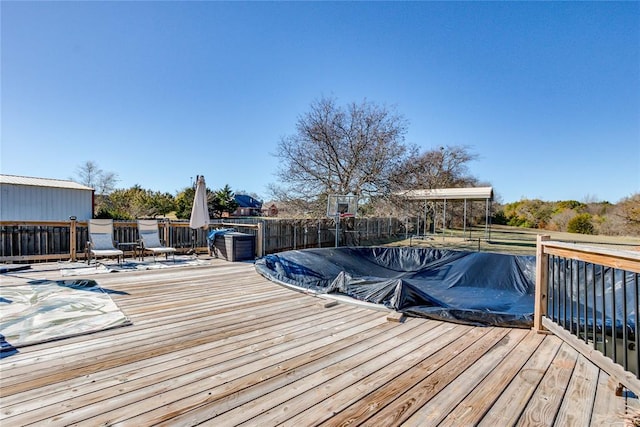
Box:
0;174;94;191
395;186;493;200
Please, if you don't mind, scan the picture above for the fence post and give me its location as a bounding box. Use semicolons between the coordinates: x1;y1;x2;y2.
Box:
256;221;263;258
533;234;550;332
163;219;170;246
69;216;77;262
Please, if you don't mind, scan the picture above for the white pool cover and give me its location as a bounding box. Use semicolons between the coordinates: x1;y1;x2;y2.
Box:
1;279;131;352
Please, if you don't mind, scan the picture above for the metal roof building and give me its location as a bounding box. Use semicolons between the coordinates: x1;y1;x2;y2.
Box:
394;186;494;238
0;174;94;221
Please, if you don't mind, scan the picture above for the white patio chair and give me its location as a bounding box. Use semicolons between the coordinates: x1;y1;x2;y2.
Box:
87;219;123;266
137;219;176;262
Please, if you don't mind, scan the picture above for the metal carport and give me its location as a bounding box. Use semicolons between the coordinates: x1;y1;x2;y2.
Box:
395;186;494;239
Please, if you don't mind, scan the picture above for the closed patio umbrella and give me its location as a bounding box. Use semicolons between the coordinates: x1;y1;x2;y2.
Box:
190;175;210;229
189;175;210;253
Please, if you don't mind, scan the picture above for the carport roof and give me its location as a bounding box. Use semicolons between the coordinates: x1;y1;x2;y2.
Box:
395;186;493;201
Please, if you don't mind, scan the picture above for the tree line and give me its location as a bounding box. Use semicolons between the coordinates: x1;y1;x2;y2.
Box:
73;161;239;220
493;196;640;236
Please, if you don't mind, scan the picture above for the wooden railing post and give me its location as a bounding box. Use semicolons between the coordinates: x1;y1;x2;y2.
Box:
69;216;77;262
256;221;264;258
533;234;550;332
163;219;170;246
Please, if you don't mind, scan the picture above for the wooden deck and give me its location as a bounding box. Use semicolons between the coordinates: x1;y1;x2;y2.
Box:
1;259;638;426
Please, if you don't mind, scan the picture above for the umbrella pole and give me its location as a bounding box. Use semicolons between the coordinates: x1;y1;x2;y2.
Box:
188;229;196;256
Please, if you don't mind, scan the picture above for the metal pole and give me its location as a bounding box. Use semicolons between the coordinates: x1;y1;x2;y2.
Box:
404;203;409;240
485;198;489;240
469;201;473;239
443;199;447;238
423;200;427;236
463;199;467;235
335;215;339;247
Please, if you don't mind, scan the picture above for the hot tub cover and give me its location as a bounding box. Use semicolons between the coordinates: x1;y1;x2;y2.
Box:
255;247;537;328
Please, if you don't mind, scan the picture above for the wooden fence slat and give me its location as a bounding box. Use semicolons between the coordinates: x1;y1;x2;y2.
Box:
0;218;406;262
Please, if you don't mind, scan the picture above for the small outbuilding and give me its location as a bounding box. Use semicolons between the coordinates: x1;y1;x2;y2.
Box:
0;174;94;221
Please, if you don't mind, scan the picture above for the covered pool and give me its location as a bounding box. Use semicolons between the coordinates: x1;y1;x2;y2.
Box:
255;247;537;328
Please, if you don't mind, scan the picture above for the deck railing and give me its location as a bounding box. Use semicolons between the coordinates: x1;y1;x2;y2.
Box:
533;235;640;397
0;217;405;262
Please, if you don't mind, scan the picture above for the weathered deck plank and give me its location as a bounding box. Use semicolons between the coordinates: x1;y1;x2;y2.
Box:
212;321;455;426
431;329;545;426
515;341;579;426
276;323;471;427
1;259;637;426
554;354;600;426
589;371;627;426
476;335;563;426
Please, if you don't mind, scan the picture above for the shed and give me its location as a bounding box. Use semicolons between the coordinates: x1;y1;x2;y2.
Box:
0;174;94;221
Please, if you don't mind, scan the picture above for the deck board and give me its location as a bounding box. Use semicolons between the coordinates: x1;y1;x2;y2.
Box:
434;330;545;426
1;258;637;426
476;335;562;426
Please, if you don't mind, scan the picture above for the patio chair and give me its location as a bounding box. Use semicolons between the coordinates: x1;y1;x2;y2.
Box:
87;219;123;266
137;219;176;262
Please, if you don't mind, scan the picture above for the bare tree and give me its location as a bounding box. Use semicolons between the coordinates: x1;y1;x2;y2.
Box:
73;161;119;195
96;171;118;195
271;97;410;213
376;145;480;221
390;145;479;191
74;161;102;189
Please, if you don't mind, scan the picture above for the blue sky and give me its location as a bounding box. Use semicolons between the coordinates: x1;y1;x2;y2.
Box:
2;1;638;204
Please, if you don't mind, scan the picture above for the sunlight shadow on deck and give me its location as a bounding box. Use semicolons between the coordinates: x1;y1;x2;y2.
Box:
59;255;210;276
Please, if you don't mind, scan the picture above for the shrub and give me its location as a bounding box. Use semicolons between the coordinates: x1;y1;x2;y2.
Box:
492;210;508;225
567;213;595;234
553;200;585;214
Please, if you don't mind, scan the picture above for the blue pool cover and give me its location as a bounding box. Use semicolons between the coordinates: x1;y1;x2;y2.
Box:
255;247;537;328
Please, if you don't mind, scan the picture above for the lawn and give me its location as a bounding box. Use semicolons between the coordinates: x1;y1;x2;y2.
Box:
385;224;640;256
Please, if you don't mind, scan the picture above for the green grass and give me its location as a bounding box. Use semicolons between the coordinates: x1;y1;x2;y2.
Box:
384;225;640;256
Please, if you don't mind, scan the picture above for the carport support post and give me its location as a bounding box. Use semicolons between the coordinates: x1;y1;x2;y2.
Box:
404;214;408;240
423;200;428;236
485;198;490;239
463;199;467;235
442;199;447;238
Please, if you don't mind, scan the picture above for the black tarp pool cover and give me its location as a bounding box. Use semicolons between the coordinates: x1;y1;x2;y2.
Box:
255;247;537;328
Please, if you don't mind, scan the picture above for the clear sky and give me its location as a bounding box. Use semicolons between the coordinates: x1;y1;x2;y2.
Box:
2;1;639;204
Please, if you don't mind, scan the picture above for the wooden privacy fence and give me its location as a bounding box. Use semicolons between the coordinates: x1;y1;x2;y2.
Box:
533;235;640;397
260;217;403;252
0;217;406;262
